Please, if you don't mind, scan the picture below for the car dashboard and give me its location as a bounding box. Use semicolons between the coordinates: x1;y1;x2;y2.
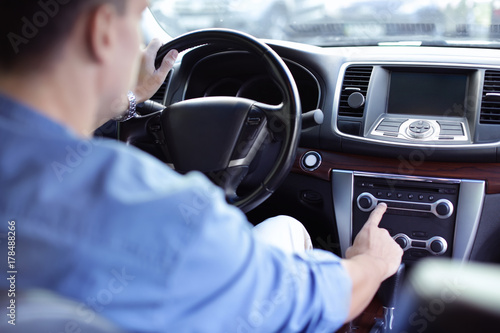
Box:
144;41;500;267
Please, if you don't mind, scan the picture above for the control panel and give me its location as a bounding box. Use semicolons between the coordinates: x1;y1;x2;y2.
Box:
370;118;468;142
352;175;459;263
357;192;454;219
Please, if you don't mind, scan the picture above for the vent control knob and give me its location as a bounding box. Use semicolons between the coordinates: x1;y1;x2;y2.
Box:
395;236;409;249
428;237;448;255
348;92;365;109
393;233;411;251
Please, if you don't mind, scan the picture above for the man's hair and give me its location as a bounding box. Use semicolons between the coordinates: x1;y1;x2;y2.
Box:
0;0;126;71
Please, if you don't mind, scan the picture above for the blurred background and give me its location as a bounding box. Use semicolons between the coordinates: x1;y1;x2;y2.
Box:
149;0;500;45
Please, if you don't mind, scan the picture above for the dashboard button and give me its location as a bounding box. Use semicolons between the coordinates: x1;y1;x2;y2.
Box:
428;237;448;255
301;151;322;171
411;240;427;248
407;120;433;138
435;200;453;218
393;234;411;251
358;196;373;210
409;250;428;258
430;240;445;253
412;231;427;238
395;237;408;249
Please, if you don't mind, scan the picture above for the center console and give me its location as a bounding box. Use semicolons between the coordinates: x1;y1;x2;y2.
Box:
332;170;485;264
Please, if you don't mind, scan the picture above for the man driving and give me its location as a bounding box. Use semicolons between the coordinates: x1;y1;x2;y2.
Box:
0;1;402;332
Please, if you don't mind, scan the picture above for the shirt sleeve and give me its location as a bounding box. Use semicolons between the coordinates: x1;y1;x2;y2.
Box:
0;102;352;333
155;171;352;333
22;136;352;333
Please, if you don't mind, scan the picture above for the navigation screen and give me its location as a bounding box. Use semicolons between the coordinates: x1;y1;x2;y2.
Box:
387;71;468;117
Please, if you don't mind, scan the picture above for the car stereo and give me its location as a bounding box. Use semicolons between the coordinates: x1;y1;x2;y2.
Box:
331;170;485;265
352;174;459;262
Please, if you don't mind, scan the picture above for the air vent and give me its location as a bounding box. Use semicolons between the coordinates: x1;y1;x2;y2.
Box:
338;66;373;117
150;71;172;104
480;70;500;124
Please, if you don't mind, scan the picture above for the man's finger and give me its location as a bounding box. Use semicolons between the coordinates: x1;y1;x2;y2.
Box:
364;203;387;227
157;49;178;76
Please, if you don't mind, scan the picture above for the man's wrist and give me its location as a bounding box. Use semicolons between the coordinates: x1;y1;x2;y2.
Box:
113;91;138;122
344;254;388;283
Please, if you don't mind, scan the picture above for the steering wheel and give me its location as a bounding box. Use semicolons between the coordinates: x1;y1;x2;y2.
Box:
154;29;301;213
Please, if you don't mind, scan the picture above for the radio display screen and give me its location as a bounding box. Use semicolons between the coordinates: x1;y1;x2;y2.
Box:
387;71;468;117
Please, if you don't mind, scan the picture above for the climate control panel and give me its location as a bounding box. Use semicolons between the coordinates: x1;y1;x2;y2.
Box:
352;174;459;263
357;192;454;219
392;233;448;256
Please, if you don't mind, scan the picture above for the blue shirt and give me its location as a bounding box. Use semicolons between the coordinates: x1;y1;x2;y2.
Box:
0;93;351;332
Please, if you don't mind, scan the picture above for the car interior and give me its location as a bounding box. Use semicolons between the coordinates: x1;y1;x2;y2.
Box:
120;4;500;331
118;3;500;332
4;1;500;332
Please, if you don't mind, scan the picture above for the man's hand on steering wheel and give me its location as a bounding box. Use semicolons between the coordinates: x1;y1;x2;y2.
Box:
133;39;178;104
118;29;301;213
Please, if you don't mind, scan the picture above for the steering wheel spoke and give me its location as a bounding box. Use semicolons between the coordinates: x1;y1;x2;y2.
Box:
254;101;291;141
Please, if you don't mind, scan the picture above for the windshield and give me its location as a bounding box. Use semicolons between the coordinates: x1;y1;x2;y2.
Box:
149;0;500;47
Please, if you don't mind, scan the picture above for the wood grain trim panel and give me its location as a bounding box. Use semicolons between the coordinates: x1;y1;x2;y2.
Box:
292;148;500;194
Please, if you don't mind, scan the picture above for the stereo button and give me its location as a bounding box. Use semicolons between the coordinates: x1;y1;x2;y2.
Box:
428;237;448;255
357;193;377;212
393;233;411;251
396;237;408;249
436;202;450;215
430;240;445;254
412;240;427;248
358;196;373;210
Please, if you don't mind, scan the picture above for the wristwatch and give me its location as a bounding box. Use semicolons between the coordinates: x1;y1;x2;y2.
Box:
113;91;138;122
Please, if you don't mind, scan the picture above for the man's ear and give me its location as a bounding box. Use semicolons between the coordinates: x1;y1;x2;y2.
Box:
86;4;119;64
